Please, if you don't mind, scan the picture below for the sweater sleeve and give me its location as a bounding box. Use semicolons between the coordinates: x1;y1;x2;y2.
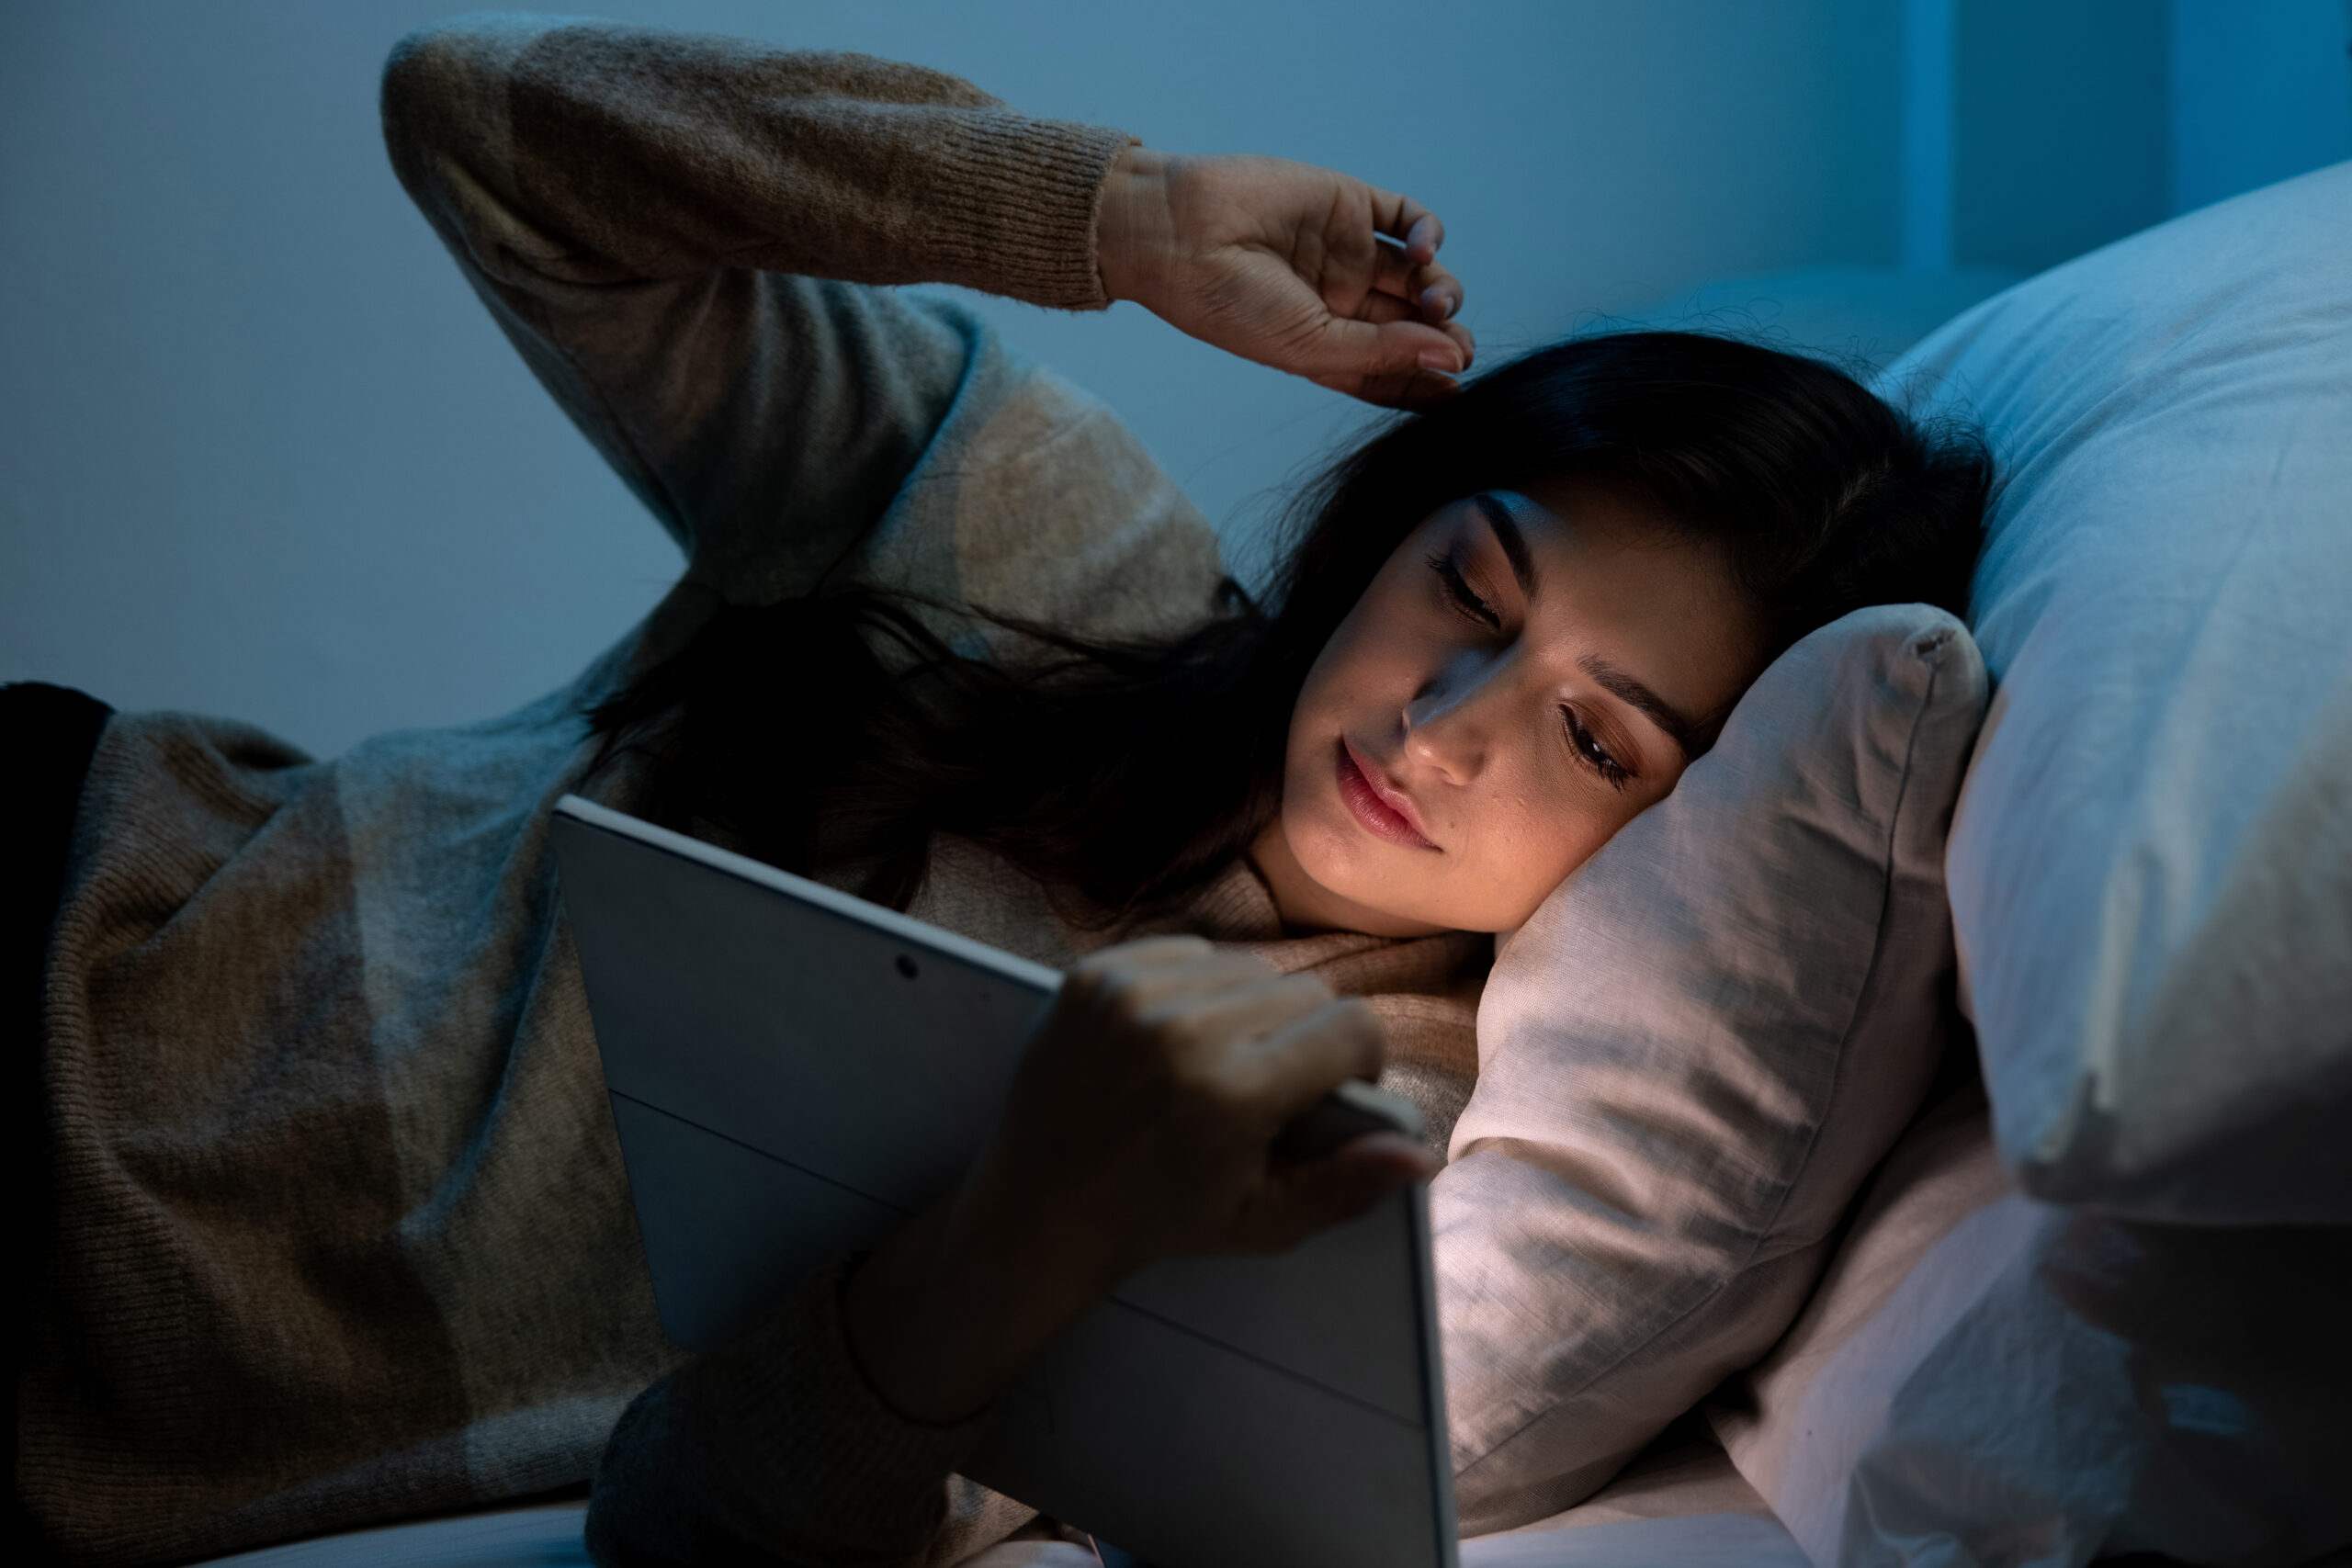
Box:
584;1258;1037;1568
379;15;1136;595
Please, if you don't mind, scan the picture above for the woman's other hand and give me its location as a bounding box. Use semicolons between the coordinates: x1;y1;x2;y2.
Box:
1097;149;1476;409
841;936;1435;1425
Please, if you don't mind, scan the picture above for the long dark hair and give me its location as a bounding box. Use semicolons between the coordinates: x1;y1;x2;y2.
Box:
589;331;1992;918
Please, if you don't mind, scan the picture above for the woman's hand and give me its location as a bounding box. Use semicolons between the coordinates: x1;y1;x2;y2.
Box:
975;936;1432;1271
1098;148;1476;409
841;936;1435;1425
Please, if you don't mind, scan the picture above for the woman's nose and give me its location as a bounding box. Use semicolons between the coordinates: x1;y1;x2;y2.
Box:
1403;656;1504;784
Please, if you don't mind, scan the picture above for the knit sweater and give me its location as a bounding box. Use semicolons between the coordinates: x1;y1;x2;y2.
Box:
25;18;1487;1567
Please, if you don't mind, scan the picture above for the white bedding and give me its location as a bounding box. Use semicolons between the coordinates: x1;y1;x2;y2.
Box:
198;1443;1800;1568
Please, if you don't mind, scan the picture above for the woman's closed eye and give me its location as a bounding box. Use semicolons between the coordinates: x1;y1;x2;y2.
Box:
1427;549;1499;630
1430;545;1634;790
1561;706;1632;791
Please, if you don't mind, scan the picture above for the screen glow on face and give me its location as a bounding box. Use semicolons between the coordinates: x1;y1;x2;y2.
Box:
1263;479;1764;937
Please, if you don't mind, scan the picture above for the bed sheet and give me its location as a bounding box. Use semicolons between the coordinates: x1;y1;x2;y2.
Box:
195;1440;1804;1568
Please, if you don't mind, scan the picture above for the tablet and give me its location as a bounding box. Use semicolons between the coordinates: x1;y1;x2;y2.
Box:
550;795;1457;1568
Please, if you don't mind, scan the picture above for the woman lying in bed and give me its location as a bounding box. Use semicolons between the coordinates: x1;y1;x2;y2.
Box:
17;17;1988;1568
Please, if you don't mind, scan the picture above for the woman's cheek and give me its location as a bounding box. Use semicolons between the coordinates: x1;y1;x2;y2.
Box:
1470;784;1601;920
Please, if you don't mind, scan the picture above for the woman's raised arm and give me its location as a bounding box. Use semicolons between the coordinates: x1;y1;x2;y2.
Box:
380;16;1134;582
380;17;1474;588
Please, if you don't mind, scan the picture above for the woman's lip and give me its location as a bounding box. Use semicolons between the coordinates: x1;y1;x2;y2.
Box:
1337;739;1439;852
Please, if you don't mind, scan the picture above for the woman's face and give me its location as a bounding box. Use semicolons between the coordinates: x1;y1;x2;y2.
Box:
1259;479;1768;936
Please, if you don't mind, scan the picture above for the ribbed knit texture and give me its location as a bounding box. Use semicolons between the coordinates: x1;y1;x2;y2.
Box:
23;18;1487;1568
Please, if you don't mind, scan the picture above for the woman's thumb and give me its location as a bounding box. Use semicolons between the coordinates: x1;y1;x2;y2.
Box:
1240;1132;1436;1252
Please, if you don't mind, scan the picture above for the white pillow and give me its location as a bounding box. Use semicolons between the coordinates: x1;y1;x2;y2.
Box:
1438;604;1986;1532
1891;159;2352;1222
1711;1084;2352;1566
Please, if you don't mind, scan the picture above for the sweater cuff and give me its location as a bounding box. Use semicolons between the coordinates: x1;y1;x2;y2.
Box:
921;115;1139;310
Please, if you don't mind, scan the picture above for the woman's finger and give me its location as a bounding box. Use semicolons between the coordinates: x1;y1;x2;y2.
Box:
1162;972;1343;1070
1230;1132;1437;1252
1366;237;1417;299
1414;265;1465;323
1365;287;1475;365
1368;186;1445;265
1351;291;1419;327
1359;265;1467;335
1067;933;1214;985
1302;313;1468;384
1233;996;1386;1124
1439;315;1476;367
1365;243;1466;321
1345;301;1474;375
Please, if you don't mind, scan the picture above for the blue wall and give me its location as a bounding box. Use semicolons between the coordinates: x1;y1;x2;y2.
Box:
1;1;2345;756
2171;0;2352;214
1954;0;2174;272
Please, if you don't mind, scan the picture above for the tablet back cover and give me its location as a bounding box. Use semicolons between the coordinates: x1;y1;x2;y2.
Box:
551;796;1456;1568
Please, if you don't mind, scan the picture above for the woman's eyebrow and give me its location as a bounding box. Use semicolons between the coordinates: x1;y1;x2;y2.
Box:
1471;493;1537;595
1476;490;1719;760
1578;654;1702;761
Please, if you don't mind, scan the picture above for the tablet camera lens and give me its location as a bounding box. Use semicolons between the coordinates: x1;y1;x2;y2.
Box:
896;953;919;979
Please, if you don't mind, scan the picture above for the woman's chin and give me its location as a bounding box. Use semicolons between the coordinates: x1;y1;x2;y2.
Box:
1253;799;1452;937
